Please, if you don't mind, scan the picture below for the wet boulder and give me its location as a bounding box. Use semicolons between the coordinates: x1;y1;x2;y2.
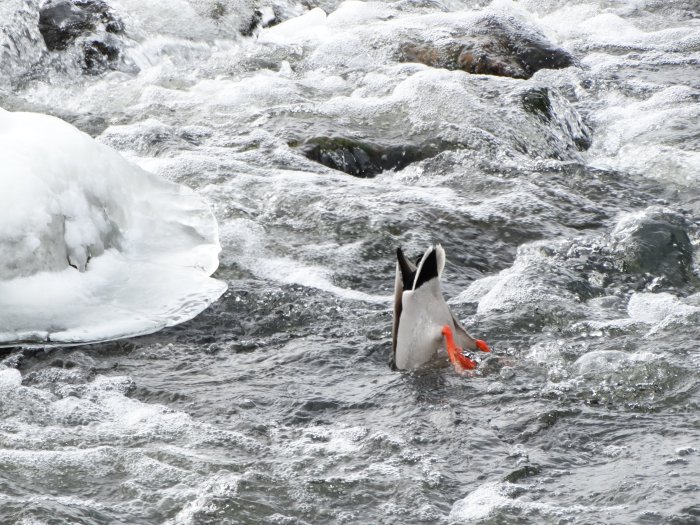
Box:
39;0;123;50
38;0;125;74
294;137;449;177
40;1;93;51
399;15;574;80
521;87;554;119
520;87;592;151
81;36;122;73
611;207;693;285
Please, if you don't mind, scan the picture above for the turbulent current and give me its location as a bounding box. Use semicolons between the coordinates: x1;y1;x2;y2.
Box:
1;0;699;523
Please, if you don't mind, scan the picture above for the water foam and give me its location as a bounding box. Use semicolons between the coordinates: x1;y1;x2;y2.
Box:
219;218;389;304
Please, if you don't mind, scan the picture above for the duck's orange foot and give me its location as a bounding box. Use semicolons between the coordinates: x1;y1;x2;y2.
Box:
442;325;478;374
475;339;491;353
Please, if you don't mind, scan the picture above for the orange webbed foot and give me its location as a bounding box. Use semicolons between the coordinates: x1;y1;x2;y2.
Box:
475;339;491;353
442;325;478;373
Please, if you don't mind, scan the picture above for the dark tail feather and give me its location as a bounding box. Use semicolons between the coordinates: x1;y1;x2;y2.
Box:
396;247;416;291
414;247;439;290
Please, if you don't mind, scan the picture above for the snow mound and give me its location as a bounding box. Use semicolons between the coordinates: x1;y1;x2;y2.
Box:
0;109;226;346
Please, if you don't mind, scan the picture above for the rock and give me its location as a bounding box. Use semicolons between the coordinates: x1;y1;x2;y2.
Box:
81;36;121;74
399;15;574;80
520;87;592;151
521;87;553;119
240;7;280;37
39;0;93;51
294;137;448;177
39;0;123;50
611;208;693;284
38;0;125;74
77;0;123;33
503;465;542;483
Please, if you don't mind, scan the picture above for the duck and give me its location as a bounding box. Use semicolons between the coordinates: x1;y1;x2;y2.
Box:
392;244;490;372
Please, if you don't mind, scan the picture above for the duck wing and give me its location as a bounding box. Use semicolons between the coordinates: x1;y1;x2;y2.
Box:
392;247;417;361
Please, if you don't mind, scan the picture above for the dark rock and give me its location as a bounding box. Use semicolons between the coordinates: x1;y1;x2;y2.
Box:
240;12;261;38
295;137;450;177
503;464;541;483
39;0;123;50
611;208;693;284
38;0;125;74
520;86;592;152
81;37;120;74
75;0;124;34
240;7;280;37
399;15;574;79
572;132;592;152
39;0;93;51
521;87;553;120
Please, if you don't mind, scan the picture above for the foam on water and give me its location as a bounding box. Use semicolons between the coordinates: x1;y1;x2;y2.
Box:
259;7;329;44
0;0;44;86
531;1;700;187
627;292;699;325
453;239;586;323
449;482;517;521
449;480;596;523
219;218;390;304
0;361;262;523
167;473;241;525
589;86;700;184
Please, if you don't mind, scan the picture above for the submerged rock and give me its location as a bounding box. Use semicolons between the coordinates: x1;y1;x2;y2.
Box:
520;87;592;151
295;137;451;177
521;87;553;119
399;15;574;79
611;207;693;284
38;0;126;74
81;36;121;72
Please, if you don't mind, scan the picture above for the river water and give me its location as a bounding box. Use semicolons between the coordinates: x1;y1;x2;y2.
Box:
1;0;699;523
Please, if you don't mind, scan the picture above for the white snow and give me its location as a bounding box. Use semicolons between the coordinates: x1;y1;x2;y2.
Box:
0;109;226;345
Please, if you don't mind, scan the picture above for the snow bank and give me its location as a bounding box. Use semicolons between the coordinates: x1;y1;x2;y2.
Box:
0;109;226;345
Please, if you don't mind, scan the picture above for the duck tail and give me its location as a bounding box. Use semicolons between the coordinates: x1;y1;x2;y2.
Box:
413;244;444;290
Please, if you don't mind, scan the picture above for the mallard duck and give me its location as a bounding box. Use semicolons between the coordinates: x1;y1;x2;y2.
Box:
392;244;490;371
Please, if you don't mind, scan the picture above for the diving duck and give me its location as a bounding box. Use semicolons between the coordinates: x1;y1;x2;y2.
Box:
392;244;490;372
